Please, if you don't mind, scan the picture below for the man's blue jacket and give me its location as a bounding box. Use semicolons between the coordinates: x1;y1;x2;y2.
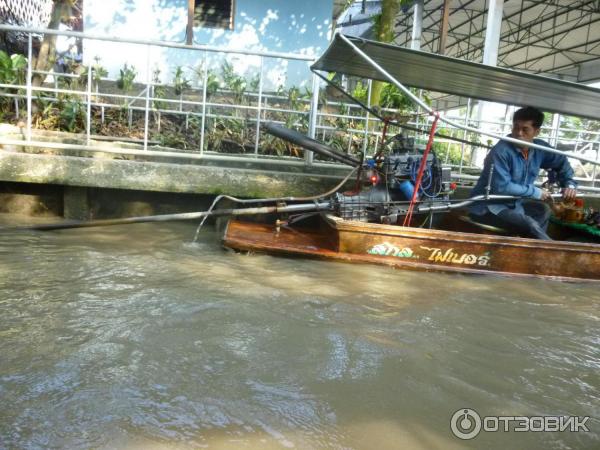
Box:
470;137;576;216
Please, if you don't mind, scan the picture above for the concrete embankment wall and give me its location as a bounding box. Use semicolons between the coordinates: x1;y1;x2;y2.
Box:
2;125;598;221
0;125;351;220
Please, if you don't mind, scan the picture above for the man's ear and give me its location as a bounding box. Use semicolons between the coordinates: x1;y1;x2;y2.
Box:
533;127;541;137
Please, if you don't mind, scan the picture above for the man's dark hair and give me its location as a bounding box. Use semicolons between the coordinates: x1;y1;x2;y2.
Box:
513;106;545;129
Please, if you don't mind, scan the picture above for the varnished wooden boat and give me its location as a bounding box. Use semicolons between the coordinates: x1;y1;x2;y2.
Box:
223;214;600;282
222;35;600;283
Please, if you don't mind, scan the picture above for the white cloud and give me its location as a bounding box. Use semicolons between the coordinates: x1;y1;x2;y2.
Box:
228;24;260;48
297;46;318;58
84;1;329;89
210;28;225;39
87;0;186;41
266;60;289;88
259;9;279;34
231;54;261;76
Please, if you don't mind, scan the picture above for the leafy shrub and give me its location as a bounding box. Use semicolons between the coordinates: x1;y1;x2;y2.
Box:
221;61;246;103
352;81;369;104
59;98;85;132
151;68;167;110
80;57;108;89
0;51;27;85
173;66;191;96
117;63;137;91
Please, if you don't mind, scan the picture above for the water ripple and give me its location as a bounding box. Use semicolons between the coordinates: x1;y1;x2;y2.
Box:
0;218;598;449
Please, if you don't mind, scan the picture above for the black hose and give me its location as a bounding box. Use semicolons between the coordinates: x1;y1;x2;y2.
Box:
263;122;361;167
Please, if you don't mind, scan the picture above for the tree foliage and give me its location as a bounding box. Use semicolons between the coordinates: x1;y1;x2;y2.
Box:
369;0;413;106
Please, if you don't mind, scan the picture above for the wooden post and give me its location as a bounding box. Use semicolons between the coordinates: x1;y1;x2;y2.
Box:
186;0;195;45
32;0;68;86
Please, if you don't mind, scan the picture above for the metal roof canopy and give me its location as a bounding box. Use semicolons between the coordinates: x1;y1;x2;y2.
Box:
392;1;600;83
337;1;600;83
312;34;600;121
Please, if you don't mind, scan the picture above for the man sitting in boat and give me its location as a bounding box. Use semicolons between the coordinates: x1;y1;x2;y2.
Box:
469;106;577;240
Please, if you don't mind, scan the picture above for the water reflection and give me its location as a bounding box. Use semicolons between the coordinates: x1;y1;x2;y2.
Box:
0;215;598;449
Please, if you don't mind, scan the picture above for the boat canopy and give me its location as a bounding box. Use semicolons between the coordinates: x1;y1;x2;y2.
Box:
311;34;600;121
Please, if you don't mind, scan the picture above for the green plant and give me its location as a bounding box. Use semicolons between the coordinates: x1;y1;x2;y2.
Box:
191;63;204;85
0;51;27;119
287;86;300;109
249;73;260;92
230;77;247;103
35;95;54;116
205;71;220;97
380;85;431;111
221;61;246;103
220;61;236;85
80;57;108;90
379;83;411;110
116;104;129;123
59;97;85;132
33;94;59;129
191;64;220;97
262;132;287;156
173;66;191;96
117;63;137;91
432;141;468;166
224;117;247;151
206;117;249;153
206;117;225;151
325;130;349;154
158;130;187;148
0;51;27;85
151;68;167;110
352;81;369;104
303;86;312;99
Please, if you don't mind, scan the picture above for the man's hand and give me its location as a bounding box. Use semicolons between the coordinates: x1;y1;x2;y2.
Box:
540;189;552;201
562;187;577;202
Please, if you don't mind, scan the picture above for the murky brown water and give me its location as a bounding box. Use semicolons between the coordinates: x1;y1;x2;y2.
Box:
0;213;598;449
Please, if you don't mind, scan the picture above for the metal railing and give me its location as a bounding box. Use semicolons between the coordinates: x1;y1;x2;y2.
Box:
0;24;318;157
0;24;599;189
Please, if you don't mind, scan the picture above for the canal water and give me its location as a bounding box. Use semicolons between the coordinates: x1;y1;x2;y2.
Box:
0;214;598;450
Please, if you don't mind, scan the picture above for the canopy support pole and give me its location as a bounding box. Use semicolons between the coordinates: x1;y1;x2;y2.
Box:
332;33;600;166
472;0;505;167
438;0;451;54
411;0;423;51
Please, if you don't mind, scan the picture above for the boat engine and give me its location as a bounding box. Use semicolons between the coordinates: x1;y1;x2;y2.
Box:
263;123;453;225
335;134;453;223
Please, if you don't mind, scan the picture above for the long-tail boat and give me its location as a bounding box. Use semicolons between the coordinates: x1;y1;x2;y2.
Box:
223;34;600;282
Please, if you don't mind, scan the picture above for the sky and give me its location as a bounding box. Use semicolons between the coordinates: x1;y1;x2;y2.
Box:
82;0;333;89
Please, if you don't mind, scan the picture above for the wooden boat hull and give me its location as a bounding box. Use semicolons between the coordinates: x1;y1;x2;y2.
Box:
223;215;600;282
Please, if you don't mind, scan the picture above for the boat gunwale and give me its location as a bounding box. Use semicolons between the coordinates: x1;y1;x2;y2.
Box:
324;214;600;254
223;219;600;283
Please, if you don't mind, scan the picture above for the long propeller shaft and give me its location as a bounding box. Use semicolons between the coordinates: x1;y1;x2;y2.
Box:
4;202;332;231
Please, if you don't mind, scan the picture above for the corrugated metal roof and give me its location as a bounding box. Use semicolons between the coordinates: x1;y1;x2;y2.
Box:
312;34;600;121
337;1;600;83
